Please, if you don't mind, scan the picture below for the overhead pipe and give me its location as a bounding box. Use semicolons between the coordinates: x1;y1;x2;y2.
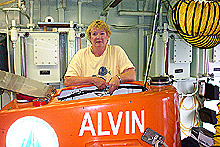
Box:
0;0;16;7
118;10;167;17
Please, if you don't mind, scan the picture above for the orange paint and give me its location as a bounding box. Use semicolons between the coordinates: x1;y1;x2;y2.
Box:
0;81;180;147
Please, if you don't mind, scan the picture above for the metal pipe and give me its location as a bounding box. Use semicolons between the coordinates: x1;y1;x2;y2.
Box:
46;0;51;16
24;37;27;76
30;0;33;25
0;0;16;6
62;0;67;10
18;0;21;8
20;36;27;77
17;0;21;25
20;36;24;75
205;49;210;76
2;8;20;11
38;0;41;22
57;0;65;22
118;10;167;17
29;0;34;31
159;4;163;29
6;25;11;73
78;1;82;31
194;48;199;77
138;16;144;80
199;49;206;75
163;23;168;75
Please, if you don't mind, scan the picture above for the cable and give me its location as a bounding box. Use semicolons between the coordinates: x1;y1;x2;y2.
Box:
180;96;196;110
144;0;162;91
179;80;202;137
179;95;201;136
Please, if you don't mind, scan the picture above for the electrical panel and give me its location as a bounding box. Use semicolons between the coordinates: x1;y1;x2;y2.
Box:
145;32;192;78
34;37;58;65
173;39;192;63
168;34;192;79
26;32;60;83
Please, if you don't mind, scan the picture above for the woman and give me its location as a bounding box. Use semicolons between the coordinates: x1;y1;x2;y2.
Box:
64;20;136;94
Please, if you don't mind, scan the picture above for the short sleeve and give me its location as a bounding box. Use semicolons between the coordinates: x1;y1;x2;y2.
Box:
117;46;135;73
65;51;82;77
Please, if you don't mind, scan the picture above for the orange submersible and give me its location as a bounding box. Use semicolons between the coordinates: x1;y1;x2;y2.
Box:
0;70;180;147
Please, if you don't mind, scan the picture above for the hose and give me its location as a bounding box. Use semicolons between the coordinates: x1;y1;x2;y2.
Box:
172;0;220;49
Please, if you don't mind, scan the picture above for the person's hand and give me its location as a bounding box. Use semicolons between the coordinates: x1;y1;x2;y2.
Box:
108;76;120;95
92;77;107;90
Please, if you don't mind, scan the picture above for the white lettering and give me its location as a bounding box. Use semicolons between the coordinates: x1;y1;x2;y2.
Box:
79;112;96;136
108;111;123;135
79;110;145;136
132;110;144;134
98;112;110;136
125;111;129;134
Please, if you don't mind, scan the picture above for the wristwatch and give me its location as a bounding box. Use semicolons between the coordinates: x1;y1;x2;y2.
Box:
116;74;122;83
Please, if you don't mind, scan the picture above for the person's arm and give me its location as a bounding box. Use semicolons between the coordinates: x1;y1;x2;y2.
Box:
120;67;136;82
64;76;107;90
108;68;136;94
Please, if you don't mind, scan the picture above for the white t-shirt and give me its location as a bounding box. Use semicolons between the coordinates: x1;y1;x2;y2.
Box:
65;45;135;81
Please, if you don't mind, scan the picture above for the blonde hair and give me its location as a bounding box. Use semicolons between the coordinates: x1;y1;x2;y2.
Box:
86;20;111;42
